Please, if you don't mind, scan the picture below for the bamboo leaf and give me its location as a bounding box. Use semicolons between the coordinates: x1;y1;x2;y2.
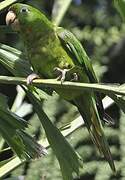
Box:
0;43;53;97
52;0;72;26
26;89;82;180
0;43;31;77
0;0;23;12
0;93;47;160
0;157;23;178
0;43;49;161
0;116;84;178
0;156;14;168
114;0;125;21
108;94;125;113
0;43;82;179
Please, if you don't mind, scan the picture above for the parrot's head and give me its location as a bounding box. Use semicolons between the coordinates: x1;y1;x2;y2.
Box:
6;3;53;33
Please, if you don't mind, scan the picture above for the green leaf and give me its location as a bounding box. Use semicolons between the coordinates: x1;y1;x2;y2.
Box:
0;114;84;178
0;43;31;77
0;93;8;109
107;84;125;113
0;43;53;96
0;0;23;12
108;93;125;113
0;43;82;179
0;157;22;178
114;0;125;21
0;156;13;168
52;0;72;26
27;89;82;180
0;93;27;130
0;45;48;160
0;93;47;160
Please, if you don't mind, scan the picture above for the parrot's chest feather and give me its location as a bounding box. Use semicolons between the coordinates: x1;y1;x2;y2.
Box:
28;34;74;78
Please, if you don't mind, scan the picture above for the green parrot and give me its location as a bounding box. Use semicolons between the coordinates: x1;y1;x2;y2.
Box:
6;3;115;172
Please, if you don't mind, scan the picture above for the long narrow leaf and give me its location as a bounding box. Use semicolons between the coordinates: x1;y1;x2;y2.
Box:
0;0;23;11
27;89;82;180
0;93;47;160
114;0;125;21
0;115;84;178
52;0;72;26
108;93;125;113
0;43;82;179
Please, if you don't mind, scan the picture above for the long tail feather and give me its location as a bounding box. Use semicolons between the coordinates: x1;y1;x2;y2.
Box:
74;95;116;172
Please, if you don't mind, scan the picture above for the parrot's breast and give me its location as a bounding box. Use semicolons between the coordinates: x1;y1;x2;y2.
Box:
26;32;89;100
29;36;74;79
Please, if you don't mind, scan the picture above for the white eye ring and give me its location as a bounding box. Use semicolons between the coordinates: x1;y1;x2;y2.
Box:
20;7;29;13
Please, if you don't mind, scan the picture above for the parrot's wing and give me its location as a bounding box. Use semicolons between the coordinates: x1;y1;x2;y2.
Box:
57;27;97;82
57;27;114;124
57;28;116;172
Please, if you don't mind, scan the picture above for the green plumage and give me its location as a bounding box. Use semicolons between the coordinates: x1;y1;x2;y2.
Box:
7;3;116;172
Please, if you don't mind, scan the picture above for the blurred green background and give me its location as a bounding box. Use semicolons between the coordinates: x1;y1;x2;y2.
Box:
1;0;125;179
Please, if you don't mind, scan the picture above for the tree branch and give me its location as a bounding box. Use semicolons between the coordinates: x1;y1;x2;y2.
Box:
0;75;124;96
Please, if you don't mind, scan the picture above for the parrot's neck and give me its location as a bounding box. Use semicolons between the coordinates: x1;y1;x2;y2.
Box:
19;12;55;48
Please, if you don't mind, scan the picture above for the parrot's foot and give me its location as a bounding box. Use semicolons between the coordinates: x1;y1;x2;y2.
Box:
26;73;40;85
54;67;79;83
54;67;69;83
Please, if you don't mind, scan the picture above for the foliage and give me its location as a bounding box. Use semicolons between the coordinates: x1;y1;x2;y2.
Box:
0;0;125;180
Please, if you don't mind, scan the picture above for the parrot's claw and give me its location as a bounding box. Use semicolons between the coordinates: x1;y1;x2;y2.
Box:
54;67;79;83
54;67;69;84
26;73;40;85
70;73;78;82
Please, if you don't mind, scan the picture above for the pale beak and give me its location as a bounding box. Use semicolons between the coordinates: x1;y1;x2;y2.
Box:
6;11;16;26
6;11;20;31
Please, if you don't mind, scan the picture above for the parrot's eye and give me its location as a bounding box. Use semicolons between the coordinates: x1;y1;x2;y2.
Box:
20;7;29;13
